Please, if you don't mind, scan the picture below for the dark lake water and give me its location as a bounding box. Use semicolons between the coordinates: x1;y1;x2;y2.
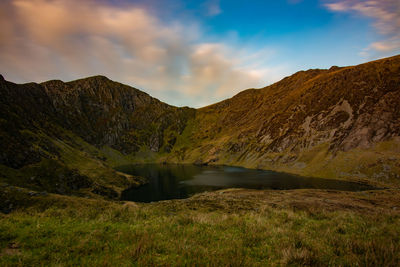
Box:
117;164;375;203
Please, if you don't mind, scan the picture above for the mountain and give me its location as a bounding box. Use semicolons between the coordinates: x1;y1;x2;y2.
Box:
1;55;399;197
0;75;194;198
167;55;400;186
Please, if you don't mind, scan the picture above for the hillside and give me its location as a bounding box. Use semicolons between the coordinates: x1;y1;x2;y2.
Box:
0;55;400;197
0;75;194;198
168;55;400;186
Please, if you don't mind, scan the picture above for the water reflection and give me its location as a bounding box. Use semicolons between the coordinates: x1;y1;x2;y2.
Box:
117;164;375;203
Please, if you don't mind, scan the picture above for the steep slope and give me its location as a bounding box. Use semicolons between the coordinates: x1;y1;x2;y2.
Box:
0;75;195;197
168;55;400;186
1;55;399;193
41;76;194;154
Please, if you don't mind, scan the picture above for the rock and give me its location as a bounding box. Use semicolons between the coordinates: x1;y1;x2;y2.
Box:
293;162;306;169
149;134;161;152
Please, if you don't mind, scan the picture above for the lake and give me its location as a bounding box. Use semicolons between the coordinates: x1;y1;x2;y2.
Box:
117;164;376;202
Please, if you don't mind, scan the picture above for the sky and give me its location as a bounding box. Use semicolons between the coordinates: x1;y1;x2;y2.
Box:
0;0;399;107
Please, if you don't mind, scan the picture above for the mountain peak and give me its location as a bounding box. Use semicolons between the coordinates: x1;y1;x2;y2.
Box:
85;75;110;81
73;75;111;83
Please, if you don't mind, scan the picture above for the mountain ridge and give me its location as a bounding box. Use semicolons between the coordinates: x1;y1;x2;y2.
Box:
0;74;194;198
1;54;400;198
166;54;400;186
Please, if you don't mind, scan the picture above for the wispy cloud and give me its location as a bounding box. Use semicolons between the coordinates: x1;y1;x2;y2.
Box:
324;0;400;56
0;0;279;107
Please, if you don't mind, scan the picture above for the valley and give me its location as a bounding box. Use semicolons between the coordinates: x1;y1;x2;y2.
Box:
1;55;400;266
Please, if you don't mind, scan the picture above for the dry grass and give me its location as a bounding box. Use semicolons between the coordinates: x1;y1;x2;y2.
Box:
1;187;400;266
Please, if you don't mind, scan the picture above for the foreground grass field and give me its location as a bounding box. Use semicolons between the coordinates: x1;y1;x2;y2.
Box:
1;186;400;266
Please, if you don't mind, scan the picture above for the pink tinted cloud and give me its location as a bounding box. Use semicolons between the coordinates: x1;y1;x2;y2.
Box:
324;0;400;55
0;0;279;107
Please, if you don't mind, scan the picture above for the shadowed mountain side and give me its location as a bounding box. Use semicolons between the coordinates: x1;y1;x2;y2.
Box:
0;75;195;198
41;76;195;154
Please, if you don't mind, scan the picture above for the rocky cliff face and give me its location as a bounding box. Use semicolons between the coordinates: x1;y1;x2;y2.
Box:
0;75;195;168
41;76;195;153
1;55;400;191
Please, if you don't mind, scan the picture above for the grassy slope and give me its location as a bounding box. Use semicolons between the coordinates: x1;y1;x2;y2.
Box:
1;186;400;266
0;128;144;199
163;55;400;188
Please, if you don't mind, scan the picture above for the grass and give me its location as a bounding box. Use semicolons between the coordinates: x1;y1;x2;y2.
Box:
1;187;400;266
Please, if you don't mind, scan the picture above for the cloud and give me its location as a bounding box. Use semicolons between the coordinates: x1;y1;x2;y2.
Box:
324;0;400;55
325;2;348;11
0;0;278;107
